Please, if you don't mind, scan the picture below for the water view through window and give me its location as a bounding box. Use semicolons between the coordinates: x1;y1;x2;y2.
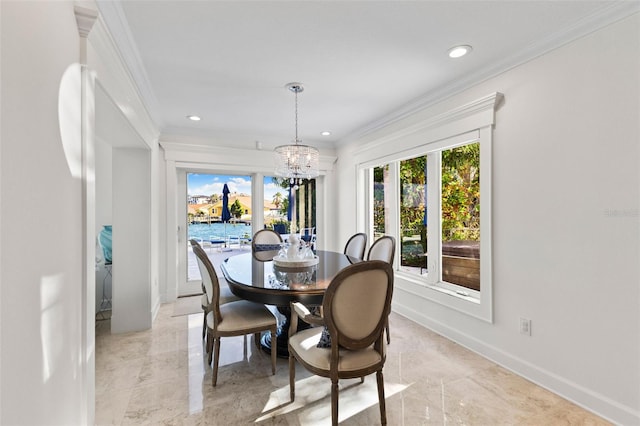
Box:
187;174;316;280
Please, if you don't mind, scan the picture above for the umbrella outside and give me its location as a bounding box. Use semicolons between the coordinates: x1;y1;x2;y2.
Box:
222;183;231;248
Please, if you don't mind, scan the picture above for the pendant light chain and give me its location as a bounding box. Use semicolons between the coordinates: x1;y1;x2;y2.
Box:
273;82;320;180
294;86;299;143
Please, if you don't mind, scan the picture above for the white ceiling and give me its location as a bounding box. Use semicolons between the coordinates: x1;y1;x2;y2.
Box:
96;1;635;150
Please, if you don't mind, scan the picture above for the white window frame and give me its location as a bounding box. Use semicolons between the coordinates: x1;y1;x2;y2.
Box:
355;93;501;322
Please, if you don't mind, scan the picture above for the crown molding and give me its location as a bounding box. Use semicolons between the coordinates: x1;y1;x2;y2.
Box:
94;0;163;129
74;5;98;38
348;1;640;141
160;141;337;174
89;19;160;145
350;92;503;158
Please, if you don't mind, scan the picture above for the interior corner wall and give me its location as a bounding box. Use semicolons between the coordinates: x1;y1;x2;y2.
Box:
111;148;152;333
88;12;161;328
337;13;639;425
150;144;161;315
1;1;90;424
158;147;169;303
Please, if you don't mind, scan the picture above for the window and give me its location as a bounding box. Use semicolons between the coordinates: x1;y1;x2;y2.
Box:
399;156;427;275
357;92;501;321
264;176;316;237
185;173;252;282
373;165;390;237
440;143;480;292
365;137;484;305
370;140;480;290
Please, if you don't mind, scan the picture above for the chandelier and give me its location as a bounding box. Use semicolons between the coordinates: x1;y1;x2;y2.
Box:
274;82;320;182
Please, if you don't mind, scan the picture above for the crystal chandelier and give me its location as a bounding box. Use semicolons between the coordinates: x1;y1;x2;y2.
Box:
274;83;319;182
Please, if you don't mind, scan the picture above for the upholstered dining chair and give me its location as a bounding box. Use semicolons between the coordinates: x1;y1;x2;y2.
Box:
190;239;241;339
367;235;396;264
252;229;283;249
288;260;394;426
192;243;277;386
343;232;367;259
367;235;396;344
251;229;284;261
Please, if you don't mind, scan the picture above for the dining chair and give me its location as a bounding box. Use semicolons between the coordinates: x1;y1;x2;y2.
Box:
252;229;283;250
190;239;241;339
367;235;396;264
273;223;287;235
343;232;367;259
252;229;284;262
367;235;396;344
192;243;277;386
288;260;394;426
300;226;316;245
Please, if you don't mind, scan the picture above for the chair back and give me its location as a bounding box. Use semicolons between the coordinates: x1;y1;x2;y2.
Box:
273;223;287;235
343;233;367;259
323;260;393;351
252;229;283;248
367;235;396;264
192;243;223;324
300;227;315;243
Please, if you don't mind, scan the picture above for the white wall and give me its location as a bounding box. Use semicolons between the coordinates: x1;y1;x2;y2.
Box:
111;148;152;332
0;1;90;423
336;14;639;424
96;137;113;232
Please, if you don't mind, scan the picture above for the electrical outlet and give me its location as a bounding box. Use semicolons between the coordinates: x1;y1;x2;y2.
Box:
519;317;531;336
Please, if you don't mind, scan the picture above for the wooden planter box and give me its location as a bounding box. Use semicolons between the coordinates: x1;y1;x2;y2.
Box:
442;241;480;291
442;256;480;290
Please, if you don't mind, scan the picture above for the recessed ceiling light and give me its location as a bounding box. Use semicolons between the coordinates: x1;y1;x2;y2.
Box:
448;45;472;58
321;131;331;136
187;115;201;121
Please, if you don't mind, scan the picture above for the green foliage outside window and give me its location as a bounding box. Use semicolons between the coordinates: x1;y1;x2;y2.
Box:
441;143;480;241
387;142;479;268
230;199;243;218
270;177;316;232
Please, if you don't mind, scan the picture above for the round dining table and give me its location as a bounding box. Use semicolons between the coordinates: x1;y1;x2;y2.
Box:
220;249;361;357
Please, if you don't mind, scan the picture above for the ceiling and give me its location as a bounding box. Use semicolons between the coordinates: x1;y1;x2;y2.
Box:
96;1;634;151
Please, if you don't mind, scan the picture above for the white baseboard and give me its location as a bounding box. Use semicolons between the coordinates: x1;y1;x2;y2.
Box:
393;303;639;425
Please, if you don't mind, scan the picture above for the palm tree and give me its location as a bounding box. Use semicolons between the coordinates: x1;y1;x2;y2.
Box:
272;192;283;209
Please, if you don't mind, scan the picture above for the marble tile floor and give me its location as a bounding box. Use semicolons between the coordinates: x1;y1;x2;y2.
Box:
95;304;610;425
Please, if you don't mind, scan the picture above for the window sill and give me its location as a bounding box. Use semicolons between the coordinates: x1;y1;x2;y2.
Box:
395;270;491;322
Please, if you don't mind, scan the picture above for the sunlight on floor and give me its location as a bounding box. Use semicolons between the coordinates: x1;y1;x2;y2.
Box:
256;374;409;424
187;314;206;414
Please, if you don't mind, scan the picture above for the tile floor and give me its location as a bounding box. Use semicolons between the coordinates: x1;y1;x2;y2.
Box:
96;248;610;425
95;306;611;425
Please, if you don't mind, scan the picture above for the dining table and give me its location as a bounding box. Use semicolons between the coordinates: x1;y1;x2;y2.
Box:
220;249;362;357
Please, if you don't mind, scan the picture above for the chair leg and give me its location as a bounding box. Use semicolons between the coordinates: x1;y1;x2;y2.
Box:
206;331;213;365
212;336;221;387
288;354;295;401
376;370;387;425
331;379;339;426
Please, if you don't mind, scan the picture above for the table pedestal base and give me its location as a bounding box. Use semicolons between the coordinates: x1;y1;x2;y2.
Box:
260;305;313;358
